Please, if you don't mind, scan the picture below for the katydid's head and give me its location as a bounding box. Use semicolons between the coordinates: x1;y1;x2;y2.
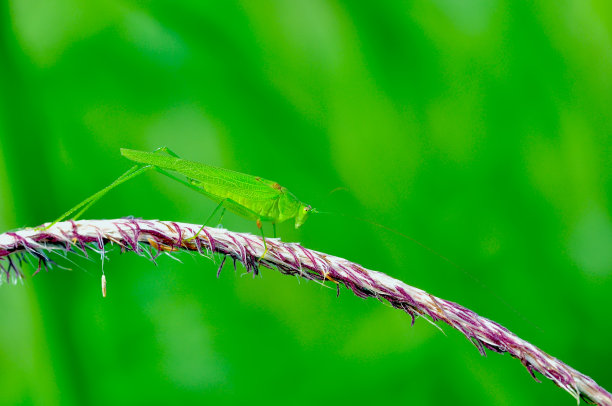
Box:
295;204;316;229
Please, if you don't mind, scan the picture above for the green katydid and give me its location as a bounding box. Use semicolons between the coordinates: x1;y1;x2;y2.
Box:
48;147;316;261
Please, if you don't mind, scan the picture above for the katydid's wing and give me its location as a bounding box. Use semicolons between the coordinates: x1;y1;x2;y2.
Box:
121;149;282;202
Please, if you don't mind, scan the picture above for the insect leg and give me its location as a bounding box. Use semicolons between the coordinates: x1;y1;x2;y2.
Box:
152;166;270;257
153;146;182;158
217;208;226;227
45;164;152;229
153;148;208;185
72;165;153;220
185;198;229;242
272;223;277;238
151;147;202;184
151;166;230;241
257;219;268;260
153;167;219;199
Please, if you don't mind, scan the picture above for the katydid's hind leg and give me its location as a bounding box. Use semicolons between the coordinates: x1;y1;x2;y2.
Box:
257;219;268;261
217;208;226;227
45;164;150;229
185;199;228;242
71;165;151;221
153;147;202;185
272;223;277;238
153;146;182;158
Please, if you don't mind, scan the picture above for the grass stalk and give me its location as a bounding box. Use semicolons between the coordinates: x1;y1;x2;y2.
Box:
0;218;610;405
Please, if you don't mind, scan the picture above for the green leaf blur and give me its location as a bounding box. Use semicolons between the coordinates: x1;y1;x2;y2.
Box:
1;1;610;405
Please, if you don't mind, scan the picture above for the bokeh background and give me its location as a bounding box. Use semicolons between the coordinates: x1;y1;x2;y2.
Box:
1;1;611;405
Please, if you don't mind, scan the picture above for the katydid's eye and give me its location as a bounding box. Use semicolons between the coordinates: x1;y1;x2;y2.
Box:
304;205;311;212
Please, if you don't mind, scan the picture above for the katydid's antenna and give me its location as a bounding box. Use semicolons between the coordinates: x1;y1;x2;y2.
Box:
314;210;542;333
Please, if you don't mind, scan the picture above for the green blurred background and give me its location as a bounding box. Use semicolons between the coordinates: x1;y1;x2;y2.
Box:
1;1;611;405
